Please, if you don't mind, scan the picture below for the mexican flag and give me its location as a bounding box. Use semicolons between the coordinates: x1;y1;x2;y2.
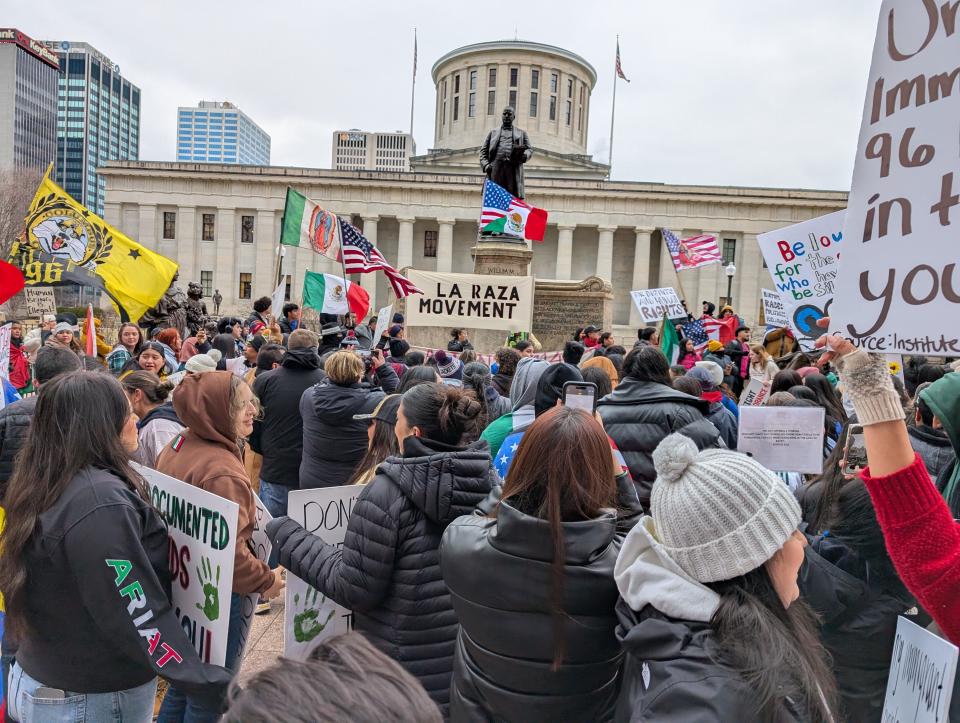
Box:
659;313;680;365
479;180;548;242
280;188;342;261
302;271;369;319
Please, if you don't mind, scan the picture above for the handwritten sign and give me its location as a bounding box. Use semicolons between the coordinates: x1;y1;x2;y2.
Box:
739;378;769;408
761;289;789;329
406;270;534;333
757;211;845;351
737;407;825;474
24;287;56;318
138;465;238;666
373;303;393;346
831;2;960;354
882;616;958;722
630;287;686;324
283;485;363;660
236;493;272;660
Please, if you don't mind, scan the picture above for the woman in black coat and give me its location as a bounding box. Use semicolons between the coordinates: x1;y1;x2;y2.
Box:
441;406;642;722
268;383;496;716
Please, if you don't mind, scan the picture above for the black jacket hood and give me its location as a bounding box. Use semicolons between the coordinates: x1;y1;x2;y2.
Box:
282;345;321;370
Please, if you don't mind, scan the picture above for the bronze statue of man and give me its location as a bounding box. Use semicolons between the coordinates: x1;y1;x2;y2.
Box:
479;106;533;199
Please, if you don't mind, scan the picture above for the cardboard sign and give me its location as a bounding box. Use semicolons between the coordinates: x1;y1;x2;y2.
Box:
373;304;393;346
236;493;272;660
630;287;686;324
406;270;534;333
737;406;825;474
284;485;363;660
24;287;56;318
0;324;10;382
138;465;239;666
761;289;789;329
831;2;960;353
757;210;845;351
882;616;958;722
738;378;769;407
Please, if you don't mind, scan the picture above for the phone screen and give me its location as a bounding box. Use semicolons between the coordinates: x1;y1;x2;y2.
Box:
563;383;597;413
843;426;867;474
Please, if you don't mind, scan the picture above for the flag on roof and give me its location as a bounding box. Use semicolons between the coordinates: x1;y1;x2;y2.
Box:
339;218;422;298
616;39;630;82
479;180;547;242
662;228;721;272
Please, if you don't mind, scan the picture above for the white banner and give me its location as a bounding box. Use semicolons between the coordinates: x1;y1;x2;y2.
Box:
883;616;958;722
738;378;769;408
756;210;845;351
24;287;56;318
630;287;685;324
236;493;272;660
138;465;239;666
737;407;825;474
271;277;287;324
283;485;363;660
0;324;10;382
406;270;534;333
373;303;393;345
831;2;960;353
761;288;790;329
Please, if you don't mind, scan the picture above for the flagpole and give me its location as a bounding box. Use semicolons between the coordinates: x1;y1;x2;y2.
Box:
608;36;618;179
409;28;417;139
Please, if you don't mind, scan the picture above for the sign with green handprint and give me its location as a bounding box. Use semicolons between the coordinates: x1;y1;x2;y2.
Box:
136;464;239;667
284;486;362;660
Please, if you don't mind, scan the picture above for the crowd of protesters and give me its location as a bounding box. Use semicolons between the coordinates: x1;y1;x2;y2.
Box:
0;295;958;722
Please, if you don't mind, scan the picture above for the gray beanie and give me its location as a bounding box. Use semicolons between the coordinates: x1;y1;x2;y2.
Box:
650;434;801;583
184;350;221;374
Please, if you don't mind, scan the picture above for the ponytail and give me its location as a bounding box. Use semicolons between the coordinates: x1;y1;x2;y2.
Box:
401;383;481;446
121;371;175;404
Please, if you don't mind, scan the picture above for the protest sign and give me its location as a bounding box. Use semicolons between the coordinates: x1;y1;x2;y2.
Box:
236;493;272;660
630;287;686;324
738;378;769;408
882;616;958;722
138;465;238;665
284;485;363;660
24;287;56;318
761;289;789;329
373;303;393;345
756;210;845;350
0;324;10;382
830;2;960;354
406;270;533;333
737;406;825;474
270;277;287;324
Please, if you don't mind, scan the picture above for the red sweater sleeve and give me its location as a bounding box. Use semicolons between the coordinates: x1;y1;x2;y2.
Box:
862;454;960;645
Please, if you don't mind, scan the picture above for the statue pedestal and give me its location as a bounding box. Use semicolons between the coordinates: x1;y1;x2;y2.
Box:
470;236;533;277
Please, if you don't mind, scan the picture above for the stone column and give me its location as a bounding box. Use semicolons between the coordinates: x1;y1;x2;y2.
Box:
596;225;616;282
178;207;197;288
256;209;277;303
137;205;157;251
360;216;380;305
628;227;654;327
657;235;676;289
436;219;455;273
396;217;415;270
103;202;122;229
555;224;575;279
215;208;236;313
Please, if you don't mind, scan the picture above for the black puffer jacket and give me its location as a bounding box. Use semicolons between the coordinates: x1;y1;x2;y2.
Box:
441;475;642;723
799;534;920;723
269;436;496;715
0;396;37;502
598;379;721;508
298;364;399;489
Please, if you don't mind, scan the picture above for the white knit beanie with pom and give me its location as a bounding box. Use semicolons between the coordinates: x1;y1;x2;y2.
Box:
650;434;801;583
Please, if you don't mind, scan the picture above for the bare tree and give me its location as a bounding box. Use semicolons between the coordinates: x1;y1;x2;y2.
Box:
0;166;43;258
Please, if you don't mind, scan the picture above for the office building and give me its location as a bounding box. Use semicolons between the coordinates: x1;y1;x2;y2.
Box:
43;40;140;215
177;101;270;165
332;130;415;172
0;28;59;170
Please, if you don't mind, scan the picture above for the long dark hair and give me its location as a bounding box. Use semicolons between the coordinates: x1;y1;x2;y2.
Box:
461;362;494;432
708;566;838;722
398;366;438;394
400;383;481;447
804;374;847;431
808;425;849;533
0;371;146;638
500;406;617;670
621;346;672;386
770;369;802;395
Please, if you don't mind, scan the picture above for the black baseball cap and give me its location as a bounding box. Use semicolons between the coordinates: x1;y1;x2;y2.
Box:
352;395;401;425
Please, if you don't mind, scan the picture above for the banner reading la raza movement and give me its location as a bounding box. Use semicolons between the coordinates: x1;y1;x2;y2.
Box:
830;1;960;354
630;287;686;324
756;210;845;351
405;270;534;333
284;485;363;661
137;465;238;666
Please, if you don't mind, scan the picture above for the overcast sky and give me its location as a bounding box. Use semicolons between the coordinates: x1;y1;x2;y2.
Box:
8;1;882;191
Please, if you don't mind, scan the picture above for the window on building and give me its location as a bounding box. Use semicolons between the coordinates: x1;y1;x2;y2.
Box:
285;277;292;301
509;67;519;87
453;97;459;121
565;100;572;125
531;69;539;89
718;296;732;309
162;211;176;240
550;72;559;92
567;78;574;97
487;90;496;115
239;273;252;300
454;74;461;93
722;238;737;265
578;106;583;130
488;67;496;87
241;215;254;243
469;70;477;90
549;96;557;121
202;213;215;241
468;92;476;117
200;270;213;297
509;89;517;108
529;92;538;117
423;230;438;258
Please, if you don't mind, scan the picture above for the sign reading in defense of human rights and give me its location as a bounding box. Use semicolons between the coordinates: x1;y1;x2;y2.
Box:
830;1;960;354
138;465;239;666
630;287;686;324
406;270;534;333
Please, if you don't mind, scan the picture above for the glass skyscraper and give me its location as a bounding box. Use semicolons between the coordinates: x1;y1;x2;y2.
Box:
0;28;59;170
177;101;270;165
44;40;140;215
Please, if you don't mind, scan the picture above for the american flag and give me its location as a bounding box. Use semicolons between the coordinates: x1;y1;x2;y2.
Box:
616;39;630;82
662;228;721;272
339;218;422;298
681;319;719;352
480;179;533;226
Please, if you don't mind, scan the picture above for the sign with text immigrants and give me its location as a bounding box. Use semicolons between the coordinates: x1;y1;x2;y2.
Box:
406;270;534;333
831;1;960;355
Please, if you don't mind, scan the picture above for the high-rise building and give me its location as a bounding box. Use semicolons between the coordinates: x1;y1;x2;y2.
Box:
0;28;59;170
332;130;415;172
43;40;140;215
176;101;270;165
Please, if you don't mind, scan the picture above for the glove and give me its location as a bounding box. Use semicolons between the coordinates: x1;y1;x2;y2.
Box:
836;349;904;426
